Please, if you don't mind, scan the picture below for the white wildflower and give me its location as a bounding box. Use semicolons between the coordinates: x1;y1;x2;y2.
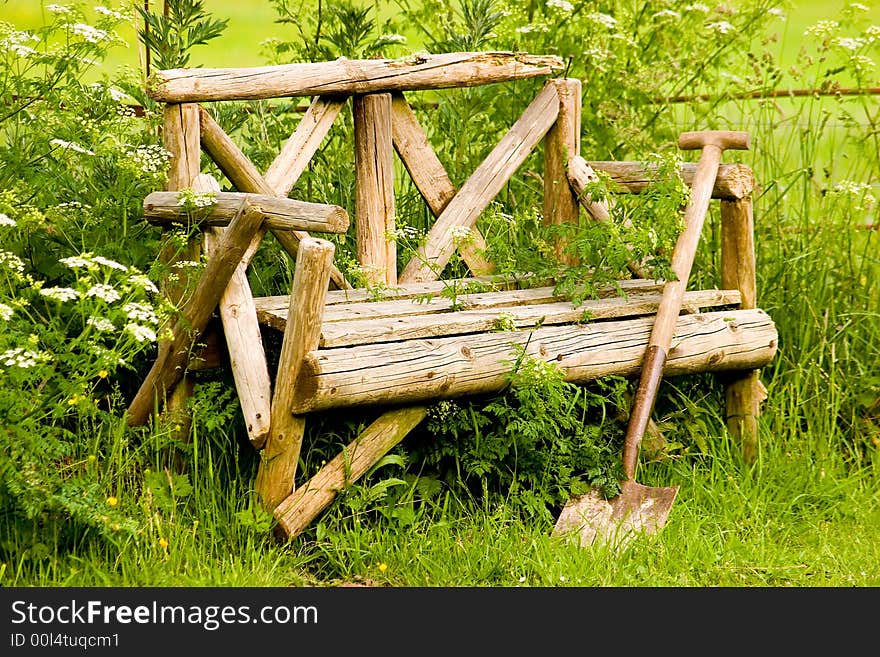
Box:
866;26;880;42
0;303;13;321
851;54;875;73
804;20;839;39
87;316;116;332
59;255;93;269
40;286;79;302
171;259;202;269
92;255;128;271
684;3;710;11
46;4;71;13
71;23;109;44
652;9;680;20
1;347;51;369
588;12;618;29
768;7;786;19
125;323;156;343
0;251;26;274
834;37;865;51
450;226;474;246
94;5;125;20
847;3;870;12
127;274;159;294
380;33;407;44
50;138;95;156
123;302;158;324
128;145;170;174
0;213;15;227
709;21;736;35
86;284;121;303
547;0;574;12
8;43;37;57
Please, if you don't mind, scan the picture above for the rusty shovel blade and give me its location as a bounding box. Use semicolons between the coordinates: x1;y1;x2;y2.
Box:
552;479;679;550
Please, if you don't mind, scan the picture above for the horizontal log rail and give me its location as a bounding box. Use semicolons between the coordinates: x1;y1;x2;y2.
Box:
149;52;565;102
143;191;350;233
267;288;742;348
289;308;777;413
587;161;755;200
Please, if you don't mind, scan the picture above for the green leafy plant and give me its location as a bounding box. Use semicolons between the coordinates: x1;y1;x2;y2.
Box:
137;0;230;71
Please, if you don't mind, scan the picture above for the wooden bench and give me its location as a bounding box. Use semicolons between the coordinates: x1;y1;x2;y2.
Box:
127;52;776;539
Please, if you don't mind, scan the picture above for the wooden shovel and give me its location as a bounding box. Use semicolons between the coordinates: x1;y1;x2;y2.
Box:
553;130;751;548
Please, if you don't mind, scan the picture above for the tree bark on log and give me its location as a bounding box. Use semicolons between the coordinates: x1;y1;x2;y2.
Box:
273;406;428;539
256;238;335;511
354;93;397;286
543;79;581;264
144;190;349;233
128;204;265;426
720;196;765;463
586;161;755;200
150;52;565;102
290;308;778;413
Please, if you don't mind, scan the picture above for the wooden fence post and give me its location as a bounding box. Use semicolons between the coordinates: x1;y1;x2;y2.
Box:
354;93;396;286
544;78;581;264
720;194;768;462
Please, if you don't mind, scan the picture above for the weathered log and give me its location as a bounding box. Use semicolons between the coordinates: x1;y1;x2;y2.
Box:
127;203;265;426
256;238;335;511
198;106;351;289
273;406;428;539
264;96;346;197
316;289;741;348
203;224;272;448
150;52;565;102
289;308;778;413
720;196;764;462
390;93;494;276
543;79;581;264
155;103;202;439
354;93;396;286
258;279;671;331
253;275;658;316
586;161;755;200
144;190;349;233
399;83;560;282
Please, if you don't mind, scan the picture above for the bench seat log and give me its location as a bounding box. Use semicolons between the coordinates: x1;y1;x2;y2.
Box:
285;307;776;413
143;191;350;233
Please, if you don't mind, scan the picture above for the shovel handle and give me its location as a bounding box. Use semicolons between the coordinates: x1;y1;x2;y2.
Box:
621;131;749;479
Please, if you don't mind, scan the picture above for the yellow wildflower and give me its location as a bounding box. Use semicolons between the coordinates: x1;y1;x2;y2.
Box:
106;496;118;507
158;537;169;549
98;369;108;378
378;562;388;573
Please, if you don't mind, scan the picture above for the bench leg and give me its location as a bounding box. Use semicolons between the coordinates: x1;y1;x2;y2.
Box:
274;406;427;539
720;196;766;462
256;238;335;511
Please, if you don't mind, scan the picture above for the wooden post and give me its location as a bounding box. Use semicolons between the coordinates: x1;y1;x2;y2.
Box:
543;78;581;264
354;93;396;286
256;238;335;511
720;195;766;462
156;103;201;437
